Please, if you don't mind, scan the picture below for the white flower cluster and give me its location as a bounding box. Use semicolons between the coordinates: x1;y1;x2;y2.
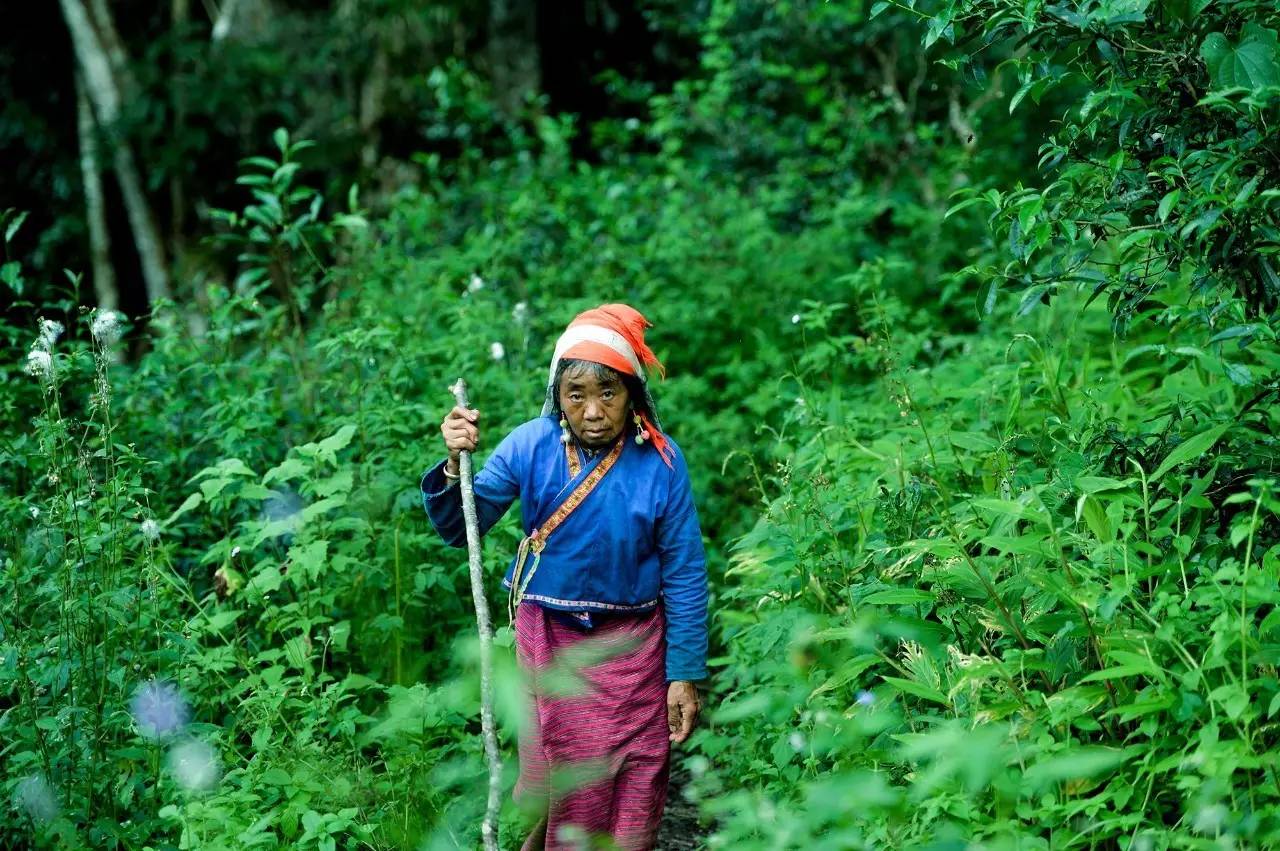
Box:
25;350;52;380
467;273;485;294
512;301;529;323
37;318;64;349
25;316;65;383
140;519;161;542
490;341;506;361
91;309;125;345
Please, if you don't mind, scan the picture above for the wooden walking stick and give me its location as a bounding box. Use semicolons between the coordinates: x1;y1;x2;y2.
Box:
450;378;502;851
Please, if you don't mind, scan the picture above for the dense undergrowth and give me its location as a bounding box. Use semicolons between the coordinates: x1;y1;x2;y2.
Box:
3;1;1280;849
697;274;1280;847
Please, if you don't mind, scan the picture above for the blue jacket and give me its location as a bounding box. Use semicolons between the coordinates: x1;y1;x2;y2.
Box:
420;414;709;682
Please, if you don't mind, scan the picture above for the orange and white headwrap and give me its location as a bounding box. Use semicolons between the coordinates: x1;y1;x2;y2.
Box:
543;304;675;467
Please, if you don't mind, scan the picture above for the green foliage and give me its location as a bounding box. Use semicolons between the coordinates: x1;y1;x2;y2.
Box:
208;129;369;329
693;268;1280;846
689;2;1280;848
647;0;1027;308
4;1;1280;848
1201;22;1280;90
934;0;1280;325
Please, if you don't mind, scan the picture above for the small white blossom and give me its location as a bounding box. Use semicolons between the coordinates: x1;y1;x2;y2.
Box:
29;506;40;519
788;732;805;751
791;314;801;324
512;301;529;323
230;546;241;559
166;738;221;792
467;273;485;293
856;690;875;707
37;318;64;350
1192;803;1228;835
14;774;58;823
91;309;124;345
140;519;161;542
490;341;506;361
26;349;53;380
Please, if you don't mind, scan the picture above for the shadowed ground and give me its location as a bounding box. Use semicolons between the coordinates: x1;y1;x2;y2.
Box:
656;760;706;850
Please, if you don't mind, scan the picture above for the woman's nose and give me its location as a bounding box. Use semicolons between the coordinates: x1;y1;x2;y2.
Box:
584;401;604;420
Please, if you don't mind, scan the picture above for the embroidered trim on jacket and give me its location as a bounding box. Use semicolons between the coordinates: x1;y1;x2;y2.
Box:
502;578;660;612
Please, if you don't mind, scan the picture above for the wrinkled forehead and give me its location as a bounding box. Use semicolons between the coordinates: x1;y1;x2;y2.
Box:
559;360;624;390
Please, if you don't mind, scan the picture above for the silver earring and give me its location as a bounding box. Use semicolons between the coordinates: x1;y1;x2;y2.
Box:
559;414;571;444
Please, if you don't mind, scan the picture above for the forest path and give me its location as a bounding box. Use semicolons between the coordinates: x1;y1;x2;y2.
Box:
657;759;706;850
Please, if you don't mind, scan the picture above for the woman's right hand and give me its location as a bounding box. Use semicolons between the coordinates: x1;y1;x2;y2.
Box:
441;405;480;475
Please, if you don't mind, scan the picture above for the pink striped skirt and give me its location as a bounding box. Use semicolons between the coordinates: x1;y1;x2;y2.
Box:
514;601;671;851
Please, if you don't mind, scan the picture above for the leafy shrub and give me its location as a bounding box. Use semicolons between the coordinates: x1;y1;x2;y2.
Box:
5;2;1278;847
3;116;937;844
695;262;1280;846
694;2;1280;846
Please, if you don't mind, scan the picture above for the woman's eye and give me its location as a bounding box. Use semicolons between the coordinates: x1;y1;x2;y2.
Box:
602;390;614;400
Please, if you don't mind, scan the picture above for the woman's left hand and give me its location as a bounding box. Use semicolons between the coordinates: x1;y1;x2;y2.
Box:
666;681;701;744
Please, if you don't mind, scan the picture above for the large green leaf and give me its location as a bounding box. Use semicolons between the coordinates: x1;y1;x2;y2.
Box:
1025;746;1129;787
1201;25;1280;91
809;654;879;699
882;675;949;706
862;589;936;606
316;423;358;464
1151;423;1229;481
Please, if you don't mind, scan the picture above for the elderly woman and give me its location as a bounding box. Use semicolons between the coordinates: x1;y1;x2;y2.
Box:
420;304;709;850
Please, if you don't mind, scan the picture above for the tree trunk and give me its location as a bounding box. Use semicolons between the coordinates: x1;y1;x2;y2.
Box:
212;0;243;42
171;0;188;267
359;39;389;172
88;0;139;99
488;0;540;118
111;138;174;307
60;0;173;305
76;74;118;312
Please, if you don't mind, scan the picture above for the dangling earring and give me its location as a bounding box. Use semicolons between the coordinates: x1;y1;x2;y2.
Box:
633;410;648;445
559;414;571;444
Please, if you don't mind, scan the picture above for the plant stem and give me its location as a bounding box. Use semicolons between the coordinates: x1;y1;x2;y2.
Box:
1240;491;1263;692
393;517;403;686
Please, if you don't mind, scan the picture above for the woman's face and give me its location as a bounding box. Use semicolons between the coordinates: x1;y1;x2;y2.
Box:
558;364;631;448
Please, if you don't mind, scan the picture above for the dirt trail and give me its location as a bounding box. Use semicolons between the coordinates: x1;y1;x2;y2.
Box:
656;759;707;850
